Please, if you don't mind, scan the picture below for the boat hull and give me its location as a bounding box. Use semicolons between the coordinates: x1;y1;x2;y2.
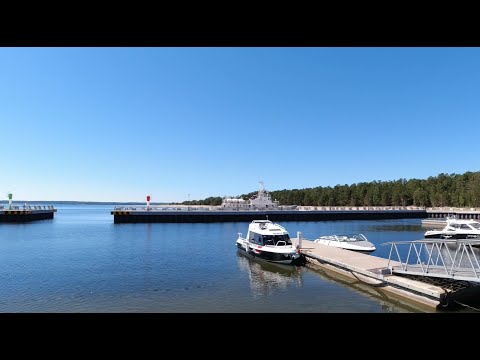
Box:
314;241;376;252
236;243;306;265
424;233;480;240
313;235;376;252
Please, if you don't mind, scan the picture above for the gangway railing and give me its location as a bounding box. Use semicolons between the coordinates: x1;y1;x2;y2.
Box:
383;239;480;283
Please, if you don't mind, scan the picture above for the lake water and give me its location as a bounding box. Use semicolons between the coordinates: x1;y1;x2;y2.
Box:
1;204;478;313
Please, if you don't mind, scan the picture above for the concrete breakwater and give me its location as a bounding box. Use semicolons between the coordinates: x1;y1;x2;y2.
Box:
111;206;428;223
0;205;57;222
426;207;480;220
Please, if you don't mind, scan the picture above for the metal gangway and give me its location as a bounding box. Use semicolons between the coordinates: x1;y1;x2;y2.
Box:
384;239;480;282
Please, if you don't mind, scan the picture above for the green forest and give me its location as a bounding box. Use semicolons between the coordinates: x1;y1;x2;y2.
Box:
180;172;480;208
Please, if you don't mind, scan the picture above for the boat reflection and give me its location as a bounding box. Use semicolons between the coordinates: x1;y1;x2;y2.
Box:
236;249;304;298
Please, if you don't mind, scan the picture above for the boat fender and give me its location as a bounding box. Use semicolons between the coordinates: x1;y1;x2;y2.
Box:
439;292;452;308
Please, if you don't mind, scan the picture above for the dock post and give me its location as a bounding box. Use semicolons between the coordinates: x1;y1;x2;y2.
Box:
297;231;302;248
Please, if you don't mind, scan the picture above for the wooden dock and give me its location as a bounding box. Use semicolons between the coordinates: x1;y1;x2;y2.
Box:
420;218;447;228
295;239;479;309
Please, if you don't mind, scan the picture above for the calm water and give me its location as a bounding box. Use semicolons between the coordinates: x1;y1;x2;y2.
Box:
0;204;478;313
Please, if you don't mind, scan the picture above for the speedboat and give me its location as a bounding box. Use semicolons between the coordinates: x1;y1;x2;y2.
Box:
314;233;376;252
236;220;306;265
424;217;480;240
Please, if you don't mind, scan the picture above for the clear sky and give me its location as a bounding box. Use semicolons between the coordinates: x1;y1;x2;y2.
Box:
1;47;479;203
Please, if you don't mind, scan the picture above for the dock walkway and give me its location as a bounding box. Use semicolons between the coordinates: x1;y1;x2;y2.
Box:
384;239;480;282
297;239;478;309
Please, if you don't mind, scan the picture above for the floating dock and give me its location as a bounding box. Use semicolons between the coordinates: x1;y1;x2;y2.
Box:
0;205;57;222
296;238;480;310
421;218;447;228
111;206;427;223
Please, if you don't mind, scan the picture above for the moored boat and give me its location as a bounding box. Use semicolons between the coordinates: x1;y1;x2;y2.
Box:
314;233;376;252
424;217;480;240
236;220;306;265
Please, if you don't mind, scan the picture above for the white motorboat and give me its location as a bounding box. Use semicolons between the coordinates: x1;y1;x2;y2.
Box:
424;217;480;240
236;220;306;265
314;233;376;252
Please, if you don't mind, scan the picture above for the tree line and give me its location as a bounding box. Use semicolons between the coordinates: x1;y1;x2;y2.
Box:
179;171;480;208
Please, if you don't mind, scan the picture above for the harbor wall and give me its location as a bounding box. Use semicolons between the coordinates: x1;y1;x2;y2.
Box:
426;207;480;220
112;209;428;223
0;210;55;222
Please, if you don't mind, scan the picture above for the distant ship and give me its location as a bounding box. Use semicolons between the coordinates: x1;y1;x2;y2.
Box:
221;181;297;211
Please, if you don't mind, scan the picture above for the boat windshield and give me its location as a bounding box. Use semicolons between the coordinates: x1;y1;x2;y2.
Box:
318;234;368;242
262;234;292;246
348;234;368;242
470;222;480;230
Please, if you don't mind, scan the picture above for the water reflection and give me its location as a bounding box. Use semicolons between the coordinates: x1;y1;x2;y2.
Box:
236;250;303;298
305;264;434;313
368;224;424;232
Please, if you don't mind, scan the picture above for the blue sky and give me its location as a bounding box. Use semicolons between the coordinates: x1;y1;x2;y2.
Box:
1;47;479;203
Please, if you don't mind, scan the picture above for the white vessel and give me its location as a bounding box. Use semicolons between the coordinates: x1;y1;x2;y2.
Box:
424;217;480;240
314;233;376;252
222;181;296;210
236;220;306;265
